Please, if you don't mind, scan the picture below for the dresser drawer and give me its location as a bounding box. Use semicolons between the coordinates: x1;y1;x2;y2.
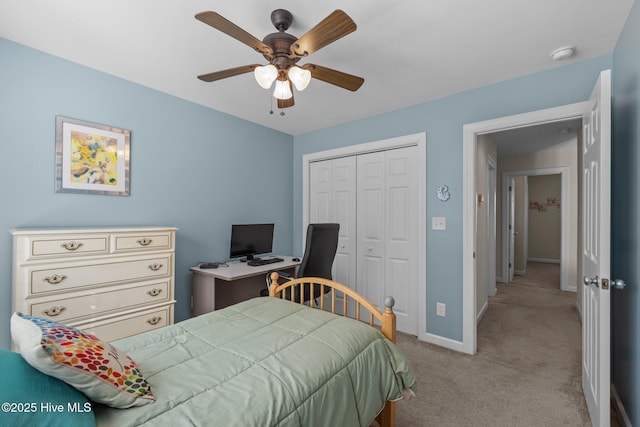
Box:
29;255;172;295
25;234;109;260
28;279;172;323
78;306;172;343
112;230;174;253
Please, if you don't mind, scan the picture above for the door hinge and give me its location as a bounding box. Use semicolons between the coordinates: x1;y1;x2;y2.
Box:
509;262;512;268
602;278;610;290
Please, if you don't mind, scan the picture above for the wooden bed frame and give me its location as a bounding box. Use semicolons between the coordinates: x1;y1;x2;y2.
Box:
268;272;398;427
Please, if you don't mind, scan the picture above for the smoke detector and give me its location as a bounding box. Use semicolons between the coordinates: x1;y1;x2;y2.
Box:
551;46;576;60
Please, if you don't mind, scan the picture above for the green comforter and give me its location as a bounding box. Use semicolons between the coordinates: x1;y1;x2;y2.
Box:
94;297;416;427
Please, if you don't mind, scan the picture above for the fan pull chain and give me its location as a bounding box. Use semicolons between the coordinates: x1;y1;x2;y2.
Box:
268;95;285;116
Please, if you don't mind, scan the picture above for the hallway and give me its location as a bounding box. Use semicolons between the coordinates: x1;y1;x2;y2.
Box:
477;261;590;424
395;261;591;425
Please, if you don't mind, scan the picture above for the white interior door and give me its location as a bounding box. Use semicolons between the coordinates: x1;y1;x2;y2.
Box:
581;69;611;427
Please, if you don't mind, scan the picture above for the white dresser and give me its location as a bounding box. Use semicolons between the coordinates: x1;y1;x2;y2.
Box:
11;227;177;343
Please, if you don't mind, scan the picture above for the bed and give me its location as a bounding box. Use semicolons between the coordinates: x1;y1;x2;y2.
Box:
8;273;416;427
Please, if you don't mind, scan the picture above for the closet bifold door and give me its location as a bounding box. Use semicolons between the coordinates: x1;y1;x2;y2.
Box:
309;146;418;335
309;156;357;312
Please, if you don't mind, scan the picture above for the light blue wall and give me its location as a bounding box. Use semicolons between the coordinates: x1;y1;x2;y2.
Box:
612;0;640;422
293;55;612;341
0;38;294;350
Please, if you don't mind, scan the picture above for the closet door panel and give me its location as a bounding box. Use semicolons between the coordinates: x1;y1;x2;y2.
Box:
385;147;418;334
309;161;332;223
331;157;357;286
357;152;386;309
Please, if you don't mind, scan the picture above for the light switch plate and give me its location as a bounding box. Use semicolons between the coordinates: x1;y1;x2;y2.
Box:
432;217;446;230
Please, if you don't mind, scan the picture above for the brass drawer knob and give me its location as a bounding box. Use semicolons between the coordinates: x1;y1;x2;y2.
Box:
148;263;163;271
43;274;67;284
137;238;153;246
147;288;163;297
42;306;66;317
146;316;162;325
60;241;83;251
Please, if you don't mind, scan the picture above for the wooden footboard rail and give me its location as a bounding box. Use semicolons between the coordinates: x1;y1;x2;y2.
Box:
268;272;397;427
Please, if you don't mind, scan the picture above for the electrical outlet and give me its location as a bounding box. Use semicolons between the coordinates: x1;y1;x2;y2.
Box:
437;302;446;317
432;217;446;230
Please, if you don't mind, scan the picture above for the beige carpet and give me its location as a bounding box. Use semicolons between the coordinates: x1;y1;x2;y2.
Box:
395;262;593;426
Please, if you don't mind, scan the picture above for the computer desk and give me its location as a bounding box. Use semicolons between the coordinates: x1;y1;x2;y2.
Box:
190;256;300;316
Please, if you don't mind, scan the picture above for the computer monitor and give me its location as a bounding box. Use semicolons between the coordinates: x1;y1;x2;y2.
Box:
229;223;274;261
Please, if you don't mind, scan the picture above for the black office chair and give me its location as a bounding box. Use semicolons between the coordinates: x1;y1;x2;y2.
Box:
261;223;340;303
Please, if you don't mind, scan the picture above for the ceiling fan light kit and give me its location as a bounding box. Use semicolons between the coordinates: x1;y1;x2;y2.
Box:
195;8;364;110
254;64;278;89
287;66;312;91
273;79;293;100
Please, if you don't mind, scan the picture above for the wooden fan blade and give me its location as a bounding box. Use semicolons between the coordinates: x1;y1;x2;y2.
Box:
302;64;364;91
291;10;356;57
196;11;273;56
198;64;260;82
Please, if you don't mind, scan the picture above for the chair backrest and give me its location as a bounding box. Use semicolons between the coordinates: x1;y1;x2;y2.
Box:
297;223;340;280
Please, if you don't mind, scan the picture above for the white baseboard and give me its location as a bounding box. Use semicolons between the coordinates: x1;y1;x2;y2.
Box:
575;302;582;323
476;301;488;324
611;384;632;427
424;333;469;354
515;269;526;276
528;257;560;264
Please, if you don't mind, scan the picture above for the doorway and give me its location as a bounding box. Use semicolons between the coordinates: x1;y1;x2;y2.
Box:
462;102;587;355
502;169;571;292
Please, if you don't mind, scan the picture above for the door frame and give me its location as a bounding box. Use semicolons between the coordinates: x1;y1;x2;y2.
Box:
508;176;517;283
486;156;497;297
462;102;587;354
502;168;571;291
302;132;427;340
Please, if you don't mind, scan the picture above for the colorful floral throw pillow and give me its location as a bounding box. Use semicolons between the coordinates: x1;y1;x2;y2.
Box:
10;312;155;408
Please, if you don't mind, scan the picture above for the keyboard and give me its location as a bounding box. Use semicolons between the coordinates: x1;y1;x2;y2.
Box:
247;257;284;266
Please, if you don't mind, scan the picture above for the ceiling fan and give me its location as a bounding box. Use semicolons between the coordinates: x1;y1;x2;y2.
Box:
195;9;364;109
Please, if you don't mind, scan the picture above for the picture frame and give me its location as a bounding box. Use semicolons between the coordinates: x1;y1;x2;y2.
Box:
55;116;130;196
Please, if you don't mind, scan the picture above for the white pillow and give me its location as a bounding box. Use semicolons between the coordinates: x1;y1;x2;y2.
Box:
11;312;155;408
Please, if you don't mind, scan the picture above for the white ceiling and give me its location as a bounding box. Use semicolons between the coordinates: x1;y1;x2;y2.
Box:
490;118;582;157
0;0;634;135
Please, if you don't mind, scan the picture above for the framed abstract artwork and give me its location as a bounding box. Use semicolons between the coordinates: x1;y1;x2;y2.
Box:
55;116;130;196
